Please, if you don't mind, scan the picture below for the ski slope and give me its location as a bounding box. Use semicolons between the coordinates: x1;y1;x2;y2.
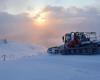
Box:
0;40;100;80
0;40;45;60
0;55;100;80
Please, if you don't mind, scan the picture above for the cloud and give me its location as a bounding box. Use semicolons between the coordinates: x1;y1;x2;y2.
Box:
40;6;100;32
33;6;100;47
0;0;33;13
0;12;33;34
0;12;34;43
0;6;100;47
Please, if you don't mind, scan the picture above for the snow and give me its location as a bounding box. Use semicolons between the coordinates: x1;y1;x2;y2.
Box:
0;55;100;80
0;40;45;60
0;40;100;80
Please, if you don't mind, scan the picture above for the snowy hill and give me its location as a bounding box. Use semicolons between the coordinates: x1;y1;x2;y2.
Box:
0;40;100;80
0;40;45;60
0;55;100;80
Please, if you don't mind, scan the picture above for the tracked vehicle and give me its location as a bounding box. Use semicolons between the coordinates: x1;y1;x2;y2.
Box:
47;32;100;55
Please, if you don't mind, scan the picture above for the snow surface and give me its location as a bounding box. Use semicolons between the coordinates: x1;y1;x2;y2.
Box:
0;40;45;60
0;40;100;80
0;55;100;80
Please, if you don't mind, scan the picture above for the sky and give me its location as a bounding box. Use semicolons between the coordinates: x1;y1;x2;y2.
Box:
0;0;100;47
0;0;96;14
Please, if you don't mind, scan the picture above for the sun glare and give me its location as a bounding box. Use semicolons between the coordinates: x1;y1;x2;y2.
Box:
35;16;46;24
27;9;48;27
34;13;47;26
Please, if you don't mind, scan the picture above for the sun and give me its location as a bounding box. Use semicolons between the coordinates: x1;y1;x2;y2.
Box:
36;16;46;24
34;13;47;26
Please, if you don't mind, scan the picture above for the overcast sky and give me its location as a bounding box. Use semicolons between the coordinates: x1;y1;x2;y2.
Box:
0;0;96;14
0;0;100;47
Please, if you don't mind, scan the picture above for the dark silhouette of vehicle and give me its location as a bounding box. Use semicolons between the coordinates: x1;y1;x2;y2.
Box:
47;32;100;55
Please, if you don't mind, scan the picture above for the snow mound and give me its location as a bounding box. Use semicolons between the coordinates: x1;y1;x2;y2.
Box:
0;40;46;60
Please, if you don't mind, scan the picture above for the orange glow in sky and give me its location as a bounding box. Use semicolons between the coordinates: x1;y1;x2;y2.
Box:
33;12;48;27
35;15;46;25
